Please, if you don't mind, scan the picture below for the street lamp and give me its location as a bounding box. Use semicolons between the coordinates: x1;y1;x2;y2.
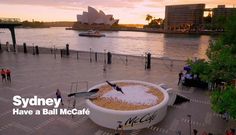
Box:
103;49;106;72
90;48;92;62
187;114;192;135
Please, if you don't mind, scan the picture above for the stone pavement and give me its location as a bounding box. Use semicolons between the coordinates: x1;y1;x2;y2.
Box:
0;50;234;135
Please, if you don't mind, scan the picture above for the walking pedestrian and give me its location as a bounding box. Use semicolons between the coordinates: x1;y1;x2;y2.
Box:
193;129;198;135
224;112;230;122
178;71;183;85
1;69;6;82
6;69;11;82
6;42;10;52
202;131;207;135
226;130;231;135
230;129;235;135
56;89;64;105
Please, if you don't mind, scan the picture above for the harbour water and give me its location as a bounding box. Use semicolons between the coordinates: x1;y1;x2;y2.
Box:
0;27;212;60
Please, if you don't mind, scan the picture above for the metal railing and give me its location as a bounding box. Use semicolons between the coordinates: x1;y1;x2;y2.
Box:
0;18;21;24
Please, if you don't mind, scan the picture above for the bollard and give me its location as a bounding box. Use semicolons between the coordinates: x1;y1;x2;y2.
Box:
107;52;112;64
66;44;69;56
147;53;151;69
90;48;92;62
32;46;35;55
35;46;39;55
23;43;27;53
60;49;63;58
95;52;98;62
77;51;79;60
54;48;57;59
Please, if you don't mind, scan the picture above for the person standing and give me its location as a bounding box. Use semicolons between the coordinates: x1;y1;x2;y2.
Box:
6;69;11;82
1;69;6;82
193;129;198;135
56;89;64;105
178;71;183;85
201;131;207;135
6;42;10;52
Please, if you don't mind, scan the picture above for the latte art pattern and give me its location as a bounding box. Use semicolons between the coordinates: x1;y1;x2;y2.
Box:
91;82;164;110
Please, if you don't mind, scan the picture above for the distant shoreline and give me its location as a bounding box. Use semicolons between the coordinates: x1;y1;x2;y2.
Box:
66;27;223;35
16;21;224;35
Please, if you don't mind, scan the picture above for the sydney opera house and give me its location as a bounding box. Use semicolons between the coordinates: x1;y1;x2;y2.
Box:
77;6;119;25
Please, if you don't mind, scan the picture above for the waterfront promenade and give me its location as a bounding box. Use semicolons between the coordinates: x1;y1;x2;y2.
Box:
0;47;235;135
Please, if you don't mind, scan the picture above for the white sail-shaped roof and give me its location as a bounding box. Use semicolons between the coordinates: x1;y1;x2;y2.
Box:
77;6;119;25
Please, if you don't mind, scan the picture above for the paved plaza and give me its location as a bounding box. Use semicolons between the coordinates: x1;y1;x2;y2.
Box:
0;49;235;135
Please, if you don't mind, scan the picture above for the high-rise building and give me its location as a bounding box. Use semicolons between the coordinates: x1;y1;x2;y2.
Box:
164;4;205;31
212;5;236;22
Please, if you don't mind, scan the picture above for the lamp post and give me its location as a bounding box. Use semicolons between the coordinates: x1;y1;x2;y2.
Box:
32;43;35;55
54;45;56;59
90;48;92;62
103;49;106;72
187;114;192;135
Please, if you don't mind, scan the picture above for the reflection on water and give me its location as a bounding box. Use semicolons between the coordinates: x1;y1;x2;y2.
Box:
0;27;211;60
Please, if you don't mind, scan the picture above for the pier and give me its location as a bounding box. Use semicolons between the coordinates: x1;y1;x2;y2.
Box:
0;18;22;52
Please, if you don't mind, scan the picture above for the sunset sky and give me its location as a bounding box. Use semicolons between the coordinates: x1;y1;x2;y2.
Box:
0;0;236;24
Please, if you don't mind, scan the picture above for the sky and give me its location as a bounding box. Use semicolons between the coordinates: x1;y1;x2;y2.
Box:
0;0;236;24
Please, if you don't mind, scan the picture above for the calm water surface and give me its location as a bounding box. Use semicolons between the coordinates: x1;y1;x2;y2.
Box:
0;27;211;60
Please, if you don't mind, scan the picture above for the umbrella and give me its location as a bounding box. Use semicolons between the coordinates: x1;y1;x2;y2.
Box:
183;65;191;71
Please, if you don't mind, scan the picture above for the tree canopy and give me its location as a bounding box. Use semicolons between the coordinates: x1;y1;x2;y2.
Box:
188;12;236;118
145;14;153;23
144;14;164;29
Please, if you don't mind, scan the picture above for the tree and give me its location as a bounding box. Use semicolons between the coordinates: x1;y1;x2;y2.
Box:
145;14;153;24
187;59;211;82
208;13;236;118
188;12;236;118
203;12;212;24
144;17;164;29
212;16;227;30
211;86;236;118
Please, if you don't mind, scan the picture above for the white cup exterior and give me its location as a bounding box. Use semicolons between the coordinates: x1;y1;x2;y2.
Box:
86;80;169;130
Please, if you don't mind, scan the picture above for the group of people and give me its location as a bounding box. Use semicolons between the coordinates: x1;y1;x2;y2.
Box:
1;68;11;83
192;129;213;135
226;129;235;135
191;128;235;135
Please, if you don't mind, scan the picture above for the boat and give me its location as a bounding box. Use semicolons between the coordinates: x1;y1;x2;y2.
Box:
79;30;105;37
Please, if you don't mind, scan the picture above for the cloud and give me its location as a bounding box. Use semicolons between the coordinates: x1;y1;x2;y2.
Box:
148;0;236;7
0;0;144;9
1;0;235;23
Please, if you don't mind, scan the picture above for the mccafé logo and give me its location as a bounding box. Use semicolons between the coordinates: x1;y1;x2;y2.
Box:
124;111;158;127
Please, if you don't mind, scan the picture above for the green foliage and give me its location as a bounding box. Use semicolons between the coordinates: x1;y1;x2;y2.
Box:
144;17;164;29
145;14;153;23
212;16;227;30
222;13;236;45
189;11;236;117
22;20;49;28
187;59;211;82
203;13;212;25
146;18;163;29
211;86;236;118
